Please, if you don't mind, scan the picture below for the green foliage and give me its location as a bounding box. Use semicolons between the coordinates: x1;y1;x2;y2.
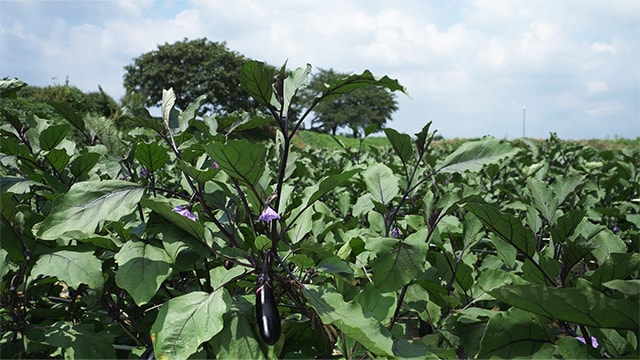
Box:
123;38;255;115
1;59;639;360
296;68;401;136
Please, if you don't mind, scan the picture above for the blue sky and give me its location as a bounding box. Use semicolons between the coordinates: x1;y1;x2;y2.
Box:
1;0;638;139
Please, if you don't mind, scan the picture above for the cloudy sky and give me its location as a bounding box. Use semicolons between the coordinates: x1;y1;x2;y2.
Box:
1;0;638;139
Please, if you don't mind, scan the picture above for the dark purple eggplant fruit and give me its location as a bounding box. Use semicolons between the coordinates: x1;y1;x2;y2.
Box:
256;275;281;345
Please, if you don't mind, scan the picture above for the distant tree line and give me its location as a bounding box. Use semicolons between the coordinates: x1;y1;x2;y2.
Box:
6;38;399;137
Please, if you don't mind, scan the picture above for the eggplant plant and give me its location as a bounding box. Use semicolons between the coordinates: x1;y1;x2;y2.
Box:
0;61;638;359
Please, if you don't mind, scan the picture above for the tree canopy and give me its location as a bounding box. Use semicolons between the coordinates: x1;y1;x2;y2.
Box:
297;68;399;137
123;38;254;115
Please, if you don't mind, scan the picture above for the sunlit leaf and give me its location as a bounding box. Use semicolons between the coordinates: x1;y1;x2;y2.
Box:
371;229;429;292
466;202;537;257
436;137;518;173
30;249;104;292
151;290;231;360
114;240;173;305
39;124;70;151
239;60;276;107
478;307;554;358
489;282;639;330
34;180;145;240
363;163;399;206
135;142;170;174
204;139;267;188
302;285;394;357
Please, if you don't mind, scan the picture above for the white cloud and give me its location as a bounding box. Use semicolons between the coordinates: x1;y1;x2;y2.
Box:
1;0;638;139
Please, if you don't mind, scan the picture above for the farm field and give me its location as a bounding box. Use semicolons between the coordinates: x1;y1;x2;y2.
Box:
1;69;638;359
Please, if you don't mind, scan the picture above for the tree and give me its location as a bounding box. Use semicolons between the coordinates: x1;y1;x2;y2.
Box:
123;38;254;115
297;68;399;137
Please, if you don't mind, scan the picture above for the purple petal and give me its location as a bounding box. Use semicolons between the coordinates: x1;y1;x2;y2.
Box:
173;205;197;221
258;206;280;222
576;336;599;348
211;161;219;170
391;226;400;238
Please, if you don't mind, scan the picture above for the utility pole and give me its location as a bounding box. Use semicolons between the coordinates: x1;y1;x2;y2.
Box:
522;106;526;138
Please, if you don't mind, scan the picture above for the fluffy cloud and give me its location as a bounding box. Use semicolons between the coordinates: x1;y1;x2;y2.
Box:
1;0;637;139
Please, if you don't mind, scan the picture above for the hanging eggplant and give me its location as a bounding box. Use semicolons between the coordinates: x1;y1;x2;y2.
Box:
256;251;281;345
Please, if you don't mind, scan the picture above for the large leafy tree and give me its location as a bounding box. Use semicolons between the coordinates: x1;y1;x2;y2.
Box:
123;38;254;115
297;68;399;137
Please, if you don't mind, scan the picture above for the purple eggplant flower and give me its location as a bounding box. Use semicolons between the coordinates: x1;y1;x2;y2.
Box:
211;161;219;170
173;205;197;221
258;206;280;223
576;336;599;348
391;225;400;238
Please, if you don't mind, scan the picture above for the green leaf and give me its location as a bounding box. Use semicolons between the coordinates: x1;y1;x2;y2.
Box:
46;148;71;172
602;279;640;296
302;285;394;357
478;307;554;358
488;282;639;330
49;101;86;133
304;167;363;208
208;265;247;290
239;60;276;107
551;210;585;243
282;64;311;116
436;137;518;173
177;94;207;133
209;299;265;359
0;78;27;97
30;250;104;292
33;180;145;240
371;229;429;292
135;142;170;173
527;177;559;223
466;202;537;257
363;163;399;206
114;240;173;305
24;321;116;359
151;290;231;360
384;128;413;166
204;140;267;188
0;177;45;194
161;88;178;129
39;124;70;151
554;336;602;359
142;197;206;241
591;252;640;290
69;152;101;178
316;256;354;279
317;69;408;102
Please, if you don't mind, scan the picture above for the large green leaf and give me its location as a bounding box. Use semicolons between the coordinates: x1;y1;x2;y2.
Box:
69;152;101;178
282;64;311;116
436;137;518;173
33;180;145;240
176;94;207;133
302;285;394;357
591;252;640;290
40;124;70;151
142;197;206;242
151;289;231;360
478;307;554;358
488;282;639;330
363;163;399;206
0;177;45;194
384;128;414;166
371;228;429;292
466;202;537;257
527;177;558;223
114;240;173;306
204;140;267;188
24;321;116;359
316;69;408;102
135;142;170;173
30;249;104;292
239;60;276;107
301;167;363;211
209;299;265;359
